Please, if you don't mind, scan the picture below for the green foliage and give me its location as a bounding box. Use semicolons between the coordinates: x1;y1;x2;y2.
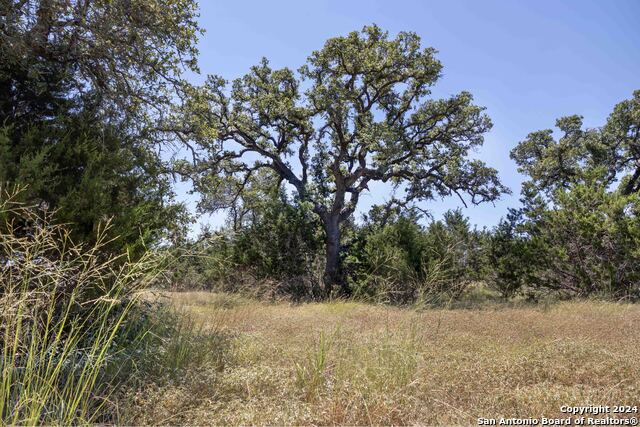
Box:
511;90;640;199
0;0;201;256
0;118;189;258
1;0;201;126
230;194;323;280
169;89;640;303
509;90;640;299
168;189;324;299
510;115;609;196
346;214;427;304
346;208;485;305
527;184;640;298
486;213;532;298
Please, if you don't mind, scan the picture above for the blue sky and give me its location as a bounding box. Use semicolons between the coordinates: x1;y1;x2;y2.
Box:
177;0;640;232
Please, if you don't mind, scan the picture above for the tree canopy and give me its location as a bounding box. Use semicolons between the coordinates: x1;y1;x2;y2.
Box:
1;0;200;128
511;90;640;198
0;0;202;254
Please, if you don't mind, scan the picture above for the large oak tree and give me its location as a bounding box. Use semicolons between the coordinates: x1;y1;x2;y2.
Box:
175;25;507;294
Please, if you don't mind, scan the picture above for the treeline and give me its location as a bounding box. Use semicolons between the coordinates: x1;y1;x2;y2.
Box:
172;157;640;305
170;90;640;303
2;0;639;309
160;25;639;303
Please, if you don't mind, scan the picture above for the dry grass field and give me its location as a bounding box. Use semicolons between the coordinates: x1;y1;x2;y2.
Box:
125;292;640;425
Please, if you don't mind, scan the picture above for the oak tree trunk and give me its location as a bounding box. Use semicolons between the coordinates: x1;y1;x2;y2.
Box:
323;214;342;297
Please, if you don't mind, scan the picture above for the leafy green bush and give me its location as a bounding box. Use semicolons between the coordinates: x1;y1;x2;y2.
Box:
230;197;323;281
0;120;190;260
346;209;485;305
527;184;640;298
485;213;532;298
168;194;325;300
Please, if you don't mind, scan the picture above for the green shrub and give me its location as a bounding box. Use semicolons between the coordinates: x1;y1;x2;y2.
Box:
528;184;640;298
346;209;485;305
486;213;531;299
230;197;322;281
168;194;324;300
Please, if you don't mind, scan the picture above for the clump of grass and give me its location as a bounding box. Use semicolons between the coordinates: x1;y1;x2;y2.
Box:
294;329;334;400
156;311;233;377
0;186;163;425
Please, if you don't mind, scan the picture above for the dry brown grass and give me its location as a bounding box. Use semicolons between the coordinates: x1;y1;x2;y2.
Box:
128;292;640;425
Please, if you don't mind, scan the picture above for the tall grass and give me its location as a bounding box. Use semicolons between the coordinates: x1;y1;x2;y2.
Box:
0;187;163;425
294;330;334;400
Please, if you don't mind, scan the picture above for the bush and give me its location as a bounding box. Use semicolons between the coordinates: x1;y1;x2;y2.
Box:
230;198;323;281
526;184;640;298
347;215;427;304
168;195;325;300
346;209;485;305
486;213;532;299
